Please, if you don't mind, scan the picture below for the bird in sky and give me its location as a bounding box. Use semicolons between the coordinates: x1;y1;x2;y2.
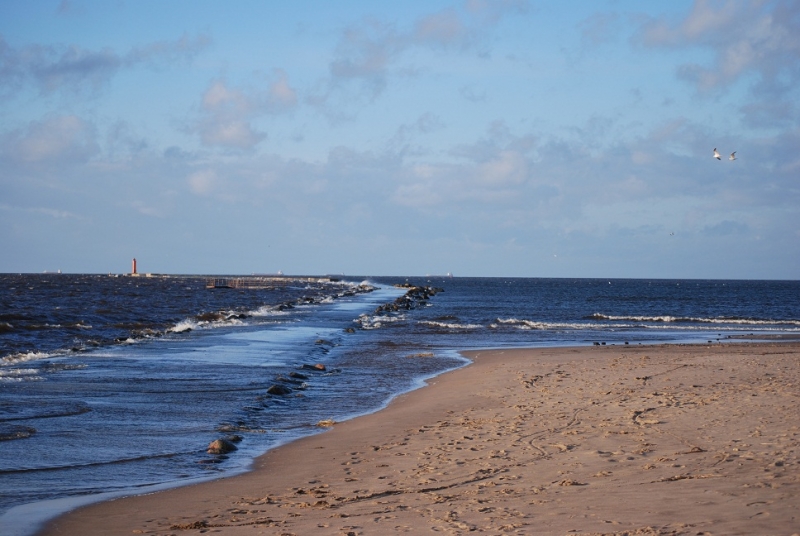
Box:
713;148;722;160
729;151;736;161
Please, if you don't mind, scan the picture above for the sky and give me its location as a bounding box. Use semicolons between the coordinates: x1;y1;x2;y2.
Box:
1;0;798;279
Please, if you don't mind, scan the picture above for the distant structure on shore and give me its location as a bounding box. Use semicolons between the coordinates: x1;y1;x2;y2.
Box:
130;258;152;277
206;276;340;289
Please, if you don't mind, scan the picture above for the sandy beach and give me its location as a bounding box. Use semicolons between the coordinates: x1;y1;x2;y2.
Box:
38;342;800;536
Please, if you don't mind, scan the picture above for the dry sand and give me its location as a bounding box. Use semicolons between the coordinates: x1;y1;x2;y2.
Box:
39;342;800;535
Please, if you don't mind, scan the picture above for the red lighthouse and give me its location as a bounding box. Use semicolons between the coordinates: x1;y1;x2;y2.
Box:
132;258;137;275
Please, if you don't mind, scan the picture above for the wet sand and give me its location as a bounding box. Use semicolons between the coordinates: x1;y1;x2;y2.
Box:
39;342;800;535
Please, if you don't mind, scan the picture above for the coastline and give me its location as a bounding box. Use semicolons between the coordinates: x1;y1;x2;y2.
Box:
35;342;800;535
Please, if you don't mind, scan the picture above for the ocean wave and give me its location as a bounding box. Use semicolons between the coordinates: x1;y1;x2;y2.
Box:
164;281;382;334
0;449;185;474
20;322;95;331
0;350;60;366
492;317;800;333
493;318;592;330
587;313;800;326
356;313;407;330
0;400;91;421
1;280;377;364
21;323;63;331
169;319;203;333
250;304;291;317
419;320;483;330
0;368;44;382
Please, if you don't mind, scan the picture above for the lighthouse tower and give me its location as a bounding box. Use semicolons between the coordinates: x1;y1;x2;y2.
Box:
132;258;137;275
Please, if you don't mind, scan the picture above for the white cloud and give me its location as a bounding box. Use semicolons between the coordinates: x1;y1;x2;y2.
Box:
202;79;246;110
476;150;528;185
131;200;168;218
631;0;800;137
194;73;297;149
636;0;800;94
327;18;399;100
413;8;469;47
197;80;266;149
0;203;84;219
393;179;444;207
187;169;217;195
0;115;98;163
316;0;528;113
268;69;297;108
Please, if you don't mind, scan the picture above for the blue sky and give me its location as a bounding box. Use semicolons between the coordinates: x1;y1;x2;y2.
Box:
1;0;798;278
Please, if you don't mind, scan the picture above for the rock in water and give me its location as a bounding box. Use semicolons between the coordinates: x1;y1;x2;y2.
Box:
207;438;238;454
267;384;292;395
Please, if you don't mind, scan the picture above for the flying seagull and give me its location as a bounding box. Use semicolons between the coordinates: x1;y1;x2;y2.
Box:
729;151;736;161
713;148;721;160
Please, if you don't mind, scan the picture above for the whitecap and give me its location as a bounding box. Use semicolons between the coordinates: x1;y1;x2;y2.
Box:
356;313;406;329
0;368;44;382
250;305;290;317
419;320;483;330
589;313;800;327
1;350;58;365
169;319;201;333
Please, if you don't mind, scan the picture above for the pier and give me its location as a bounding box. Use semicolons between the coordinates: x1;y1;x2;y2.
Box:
206;276;339;289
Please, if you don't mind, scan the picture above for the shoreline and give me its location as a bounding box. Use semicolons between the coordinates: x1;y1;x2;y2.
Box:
30;342;800;535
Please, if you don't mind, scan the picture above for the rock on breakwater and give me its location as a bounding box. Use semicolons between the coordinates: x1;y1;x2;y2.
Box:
372;284;443;315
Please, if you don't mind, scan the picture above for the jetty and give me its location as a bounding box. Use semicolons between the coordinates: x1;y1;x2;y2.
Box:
206;276;340;289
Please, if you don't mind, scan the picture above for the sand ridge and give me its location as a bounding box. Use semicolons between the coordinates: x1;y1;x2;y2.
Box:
39;343;800;535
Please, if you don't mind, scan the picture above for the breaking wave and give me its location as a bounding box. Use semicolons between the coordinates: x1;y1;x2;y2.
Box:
356;313;407;330
493;316;800;332
419;320;483;330
587;313;800;327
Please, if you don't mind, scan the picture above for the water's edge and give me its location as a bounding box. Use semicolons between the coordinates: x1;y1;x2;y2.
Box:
12;336;793;536
2;348;471;536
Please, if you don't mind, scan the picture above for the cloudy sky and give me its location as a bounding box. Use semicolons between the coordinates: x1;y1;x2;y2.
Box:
1;0;798;278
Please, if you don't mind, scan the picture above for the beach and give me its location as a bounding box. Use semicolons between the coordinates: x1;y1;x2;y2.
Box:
38;342;800;535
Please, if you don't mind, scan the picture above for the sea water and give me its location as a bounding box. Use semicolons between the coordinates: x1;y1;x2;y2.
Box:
1;275;798;535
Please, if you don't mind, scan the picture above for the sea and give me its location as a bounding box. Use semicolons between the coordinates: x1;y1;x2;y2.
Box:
1;274;799;535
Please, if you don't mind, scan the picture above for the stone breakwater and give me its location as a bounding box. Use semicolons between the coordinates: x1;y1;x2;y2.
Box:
351;283;444;331
204;362;344;461
203;283;446;463
372;283;443;314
